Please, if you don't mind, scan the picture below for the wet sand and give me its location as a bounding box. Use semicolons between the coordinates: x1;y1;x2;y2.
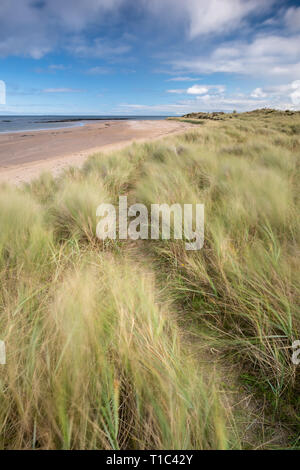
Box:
0;119;191;184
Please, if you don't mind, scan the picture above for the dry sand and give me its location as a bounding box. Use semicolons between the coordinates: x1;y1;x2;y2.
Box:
0;119;191;184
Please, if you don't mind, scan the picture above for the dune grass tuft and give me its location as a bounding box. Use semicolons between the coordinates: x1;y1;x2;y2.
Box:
0;111;299;449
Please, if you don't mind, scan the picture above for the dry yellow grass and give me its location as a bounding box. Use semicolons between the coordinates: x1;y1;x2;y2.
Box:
0;110;299;449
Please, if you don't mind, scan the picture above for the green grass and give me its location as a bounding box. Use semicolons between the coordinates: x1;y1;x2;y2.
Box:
0;110;299;449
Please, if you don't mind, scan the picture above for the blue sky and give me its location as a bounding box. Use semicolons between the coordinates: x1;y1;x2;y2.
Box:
0;0;300;115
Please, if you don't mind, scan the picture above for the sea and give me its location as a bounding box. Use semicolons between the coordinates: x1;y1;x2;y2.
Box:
0;115;169;134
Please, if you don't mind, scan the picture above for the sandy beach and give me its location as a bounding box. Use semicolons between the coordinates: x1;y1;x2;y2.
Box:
0;119;191;184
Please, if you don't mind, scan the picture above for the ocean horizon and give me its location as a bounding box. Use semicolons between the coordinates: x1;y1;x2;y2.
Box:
0;115;170;133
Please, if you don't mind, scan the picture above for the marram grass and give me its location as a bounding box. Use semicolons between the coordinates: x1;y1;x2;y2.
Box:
0;110;299;449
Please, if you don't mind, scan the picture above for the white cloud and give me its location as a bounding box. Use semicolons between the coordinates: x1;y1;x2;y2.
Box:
166;76;201;82
284;6;300;32
187;85;209;95
170;34;300;79
167;84;225;95
86;66;112;75
249;80;300;108
0;0;277;58
117;89;297;114
290;80;300;105
145;0;274;39
66;37;131;58
45;0;124;31
42;88;84;93
0;80;6;105
251;88;267;98
120;79;300;114
166;89;185;94
185;0;271;38
35;64;71;74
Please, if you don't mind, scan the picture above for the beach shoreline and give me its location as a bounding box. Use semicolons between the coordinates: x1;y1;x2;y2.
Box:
0;121;85;134
0;119;192;184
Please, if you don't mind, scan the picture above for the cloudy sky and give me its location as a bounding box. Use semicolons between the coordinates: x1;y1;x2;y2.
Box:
0;0;300;115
